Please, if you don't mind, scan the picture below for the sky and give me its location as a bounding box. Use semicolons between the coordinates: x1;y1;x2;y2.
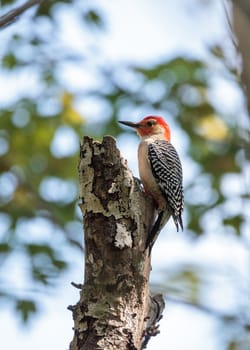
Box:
1;1;249;349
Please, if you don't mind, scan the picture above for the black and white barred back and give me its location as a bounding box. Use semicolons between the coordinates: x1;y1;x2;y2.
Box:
148;139;184;231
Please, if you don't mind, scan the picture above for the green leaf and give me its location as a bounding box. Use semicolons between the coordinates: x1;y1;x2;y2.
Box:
52;259;67;270
1;0;16;5
0;243;11;254
2;53;17;69
26;244;55;258
223;215;244;235
15;299;36;323
84;10;105;28
32;267;49;285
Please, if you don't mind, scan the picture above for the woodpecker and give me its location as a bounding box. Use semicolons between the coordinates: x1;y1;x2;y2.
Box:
119;116;184;251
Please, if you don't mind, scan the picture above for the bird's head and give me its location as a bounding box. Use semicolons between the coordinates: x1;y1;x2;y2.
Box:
119;115;171;141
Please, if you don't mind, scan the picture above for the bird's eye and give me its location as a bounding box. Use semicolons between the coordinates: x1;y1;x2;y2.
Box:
146;120;155;127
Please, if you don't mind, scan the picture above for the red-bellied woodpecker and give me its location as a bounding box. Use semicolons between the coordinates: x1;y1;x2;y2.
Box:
119;116;184;251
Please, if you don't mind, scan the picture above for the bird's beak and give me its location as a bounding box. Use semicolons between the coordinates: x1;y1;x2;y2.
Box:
119;121;141;129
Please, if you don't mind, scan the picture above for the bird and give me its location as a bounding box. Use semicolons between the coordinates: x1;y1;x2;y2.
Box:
119;116;184;251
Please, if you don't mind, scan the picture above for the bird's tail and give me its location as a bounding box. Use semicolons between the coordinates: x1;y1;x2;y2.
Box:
145;211;171;253
173;213;183;232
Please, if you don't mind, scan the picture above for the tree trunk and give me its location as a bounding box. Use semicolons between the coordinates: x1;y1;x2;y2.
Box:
232;0;250;113
69;136;165;350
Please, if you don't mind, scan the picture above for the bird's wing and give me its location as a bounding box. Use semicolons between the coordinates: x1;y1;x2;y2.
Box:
148;140;184;226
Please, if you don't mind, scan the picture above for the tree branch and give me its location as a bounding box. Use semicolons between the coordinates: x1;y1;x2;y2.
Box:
69;136;163;350
232;0;250;19
0;0;44;28
232;1;250;113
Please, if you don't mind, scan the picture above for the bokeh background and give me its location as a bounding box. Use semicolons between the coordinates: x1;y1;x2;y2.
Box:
0;0;250;349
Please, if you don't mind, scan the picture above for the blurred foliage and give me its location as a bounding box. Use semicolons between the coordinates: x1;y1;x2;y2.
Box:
152;260;250;350
15;299;36;323
0;1;249;348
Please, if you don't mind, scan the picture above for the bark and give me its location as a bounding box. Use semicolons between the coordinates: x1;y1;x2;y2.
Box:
232;1;250;113
69;136;165;350
0;0;44;28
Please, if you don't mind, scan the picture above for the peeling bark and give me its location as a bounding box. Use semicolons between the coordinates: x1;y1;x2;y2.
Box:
69;136;165;350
